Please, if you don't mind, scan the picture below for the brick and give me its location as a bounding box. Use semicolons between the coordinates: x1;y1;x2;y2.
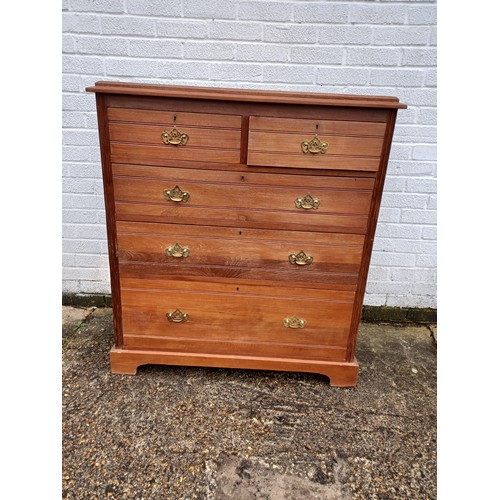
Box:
263;64;315;84
264;24;317;44
158;61;210;80
430;26;437;46
63;55;104;74
62;74;82;92
412;145;437;161
62;177;97;194
63;34;75;53
85;112;98;129
402;48;437;66
411;283;436;296
377;207;401;223
392;161;436;176
62;223;107;240
317;67;369;86
62;162;102;178
427;195;436;210
370;252;417;267
75;254;108;268
350;4;407;25
375;223;422;240
62;209;99;224
62;146;91;162
374;239;436;254
157;20;209;39
63;130;99;147
76;36;128;56
389;144;412;160
209;20;262;41
372;26;430;46
62;13;101;34
105;58;159;77
370;69;425;87
101;16;155;36
236;44;288;62
393;125;437;142
425;69;437;87
398;88;437;106
418;108;437;125
416;254;436;267
293;3;349;23
422;226;437;240
210;62;262;82
362;295;387;307
347;47;401;66
367;267;390;281
71;0;124;13
406;178;436;194
383;176;406;192
408;5;437;25
127;0;181;16
65;194;104;209
129;39;183;59
291;46;343;65
184;0;238;19
400;209;436;224
366;281;412;295
63;111;86;128
62;93;95;111
239;1;292;22
382;192;427;208
184;41;235;60
317;25;371;45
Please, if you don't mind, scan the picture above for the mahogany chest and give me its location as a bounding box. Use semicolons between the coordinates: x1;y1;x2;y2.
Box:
87;81;406;386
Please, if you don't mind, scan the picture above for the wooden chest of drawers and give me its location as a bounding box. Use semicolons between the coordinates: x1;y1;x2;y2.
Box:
87;81;406;386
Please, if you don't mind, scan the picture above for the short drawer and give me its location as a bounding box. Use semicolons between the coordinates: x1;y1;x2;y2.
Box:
117;221;364;287
112;164;374;234
247;116;386;171
107;107;242;164
120;278;354;361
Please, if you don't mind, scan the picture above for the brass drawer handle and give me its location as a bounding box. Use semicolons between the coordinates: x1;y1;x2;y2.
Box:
289;250;313;266
295;193;320;210
166;242;190;258
161;125;189;146
167;309;189;323
163;185;190;203
283;316;307;329
301;134;328;155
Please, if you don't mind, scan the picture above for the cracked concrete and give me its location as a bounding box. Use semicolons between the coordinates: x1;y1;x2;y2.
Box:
62;307;436;499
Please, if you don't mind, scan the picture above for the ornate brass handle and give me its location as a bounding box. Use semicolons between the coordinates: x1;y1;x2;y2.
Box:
289;250;313;266
301;134;328;155
283;316;307;329
167;309;189;323
295;193;320;210
161;125;189;146
163;185;190;203
166;242;190;258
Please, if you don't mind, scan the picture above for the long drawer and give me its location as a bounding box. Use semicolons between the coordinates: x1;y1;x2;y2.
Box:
116;221;364;287
120;278;354;361
112;164;374;233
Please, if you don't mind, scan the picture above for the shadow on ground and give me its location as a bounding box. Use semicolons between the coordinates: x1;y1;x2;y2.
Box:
62;307;436;499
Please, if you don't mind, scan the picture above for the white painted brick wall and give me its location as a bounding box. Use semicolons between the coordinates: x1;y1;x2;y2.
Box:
62;0;437;309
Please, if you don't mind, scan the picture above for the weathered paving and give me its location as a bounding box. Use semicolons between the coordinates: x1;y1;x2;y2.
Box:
62;307;436;499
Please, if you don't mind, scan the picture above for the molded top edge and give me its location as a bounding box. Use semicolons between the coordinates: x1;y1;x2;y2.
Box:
85;81;407;109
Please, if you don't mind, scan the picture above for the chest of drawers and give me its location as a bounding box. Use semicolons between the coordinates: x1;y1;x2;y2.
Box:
87;81;406;386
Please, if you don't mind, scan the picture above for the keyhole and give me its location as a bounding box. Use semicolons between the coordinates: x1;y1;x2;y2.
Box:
241;176;245;181
173;115;177;123
315;123;319;131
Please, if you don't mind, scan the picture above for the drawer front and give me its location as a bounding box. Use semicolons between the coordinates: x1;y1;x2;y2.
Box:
112;164;374;233
117;221;363;287
107;107;242;164
247;116;386;171
120;279;354;360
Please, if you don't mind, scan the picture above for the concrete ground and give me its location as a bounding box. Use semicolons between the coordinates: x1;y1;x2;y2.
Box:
62;306;436;499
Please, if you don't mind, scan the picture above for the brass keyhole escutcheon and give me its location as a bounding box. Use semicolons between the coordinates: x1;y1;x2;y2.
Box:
283;316;307;329
289;250;313;266
163;185;190;203
166;243;190;258
167;309;189;323
295;193;320;210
